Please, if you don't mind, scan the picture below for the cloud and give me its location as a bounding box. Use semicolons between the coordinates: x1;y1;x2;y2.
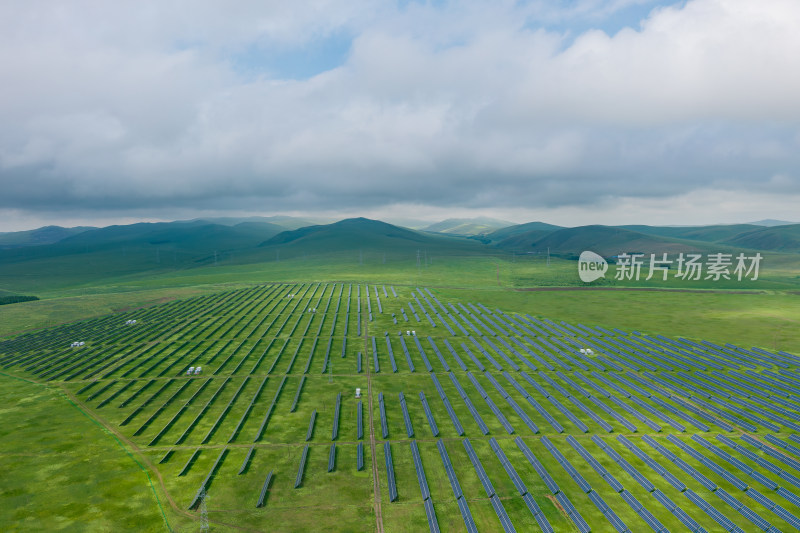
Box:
0;0;799;228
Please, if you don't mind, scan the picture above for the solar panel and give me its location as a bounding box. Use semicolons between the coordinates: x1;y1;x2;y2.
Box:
384;442;398;502
331;392;342;440
255;469;273;508
399;392;414;438
399;336;416;372
489;494;516;533
410;441;431;500
423;498;441;533
305;409;317;441
419;392;439;437
385;335;398;373
489;437;528;496
379;392;389;438
456;496;479;533
357;400;363;440
294;445;309;488
515;437;560;494
463;438;495;497
327;443;336;472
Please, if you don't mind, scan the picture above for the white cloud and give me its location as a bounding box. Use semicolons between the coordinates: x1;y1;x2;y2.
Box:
0;0;799;229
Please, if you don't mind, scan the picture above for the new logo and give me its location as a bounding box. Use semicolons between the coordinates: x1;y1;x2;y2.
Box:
578;251;608;283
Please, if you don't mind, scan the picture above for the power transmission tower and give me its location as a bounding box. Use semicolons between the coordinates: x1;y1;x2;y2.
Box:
416;250;421;270
546;247;550;267
199;488;209;532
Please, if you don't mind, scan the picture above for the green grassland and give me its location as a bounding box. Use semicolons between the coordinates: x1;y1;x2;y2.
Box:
1;217;800;531
0;373;173;532
2;275;800;532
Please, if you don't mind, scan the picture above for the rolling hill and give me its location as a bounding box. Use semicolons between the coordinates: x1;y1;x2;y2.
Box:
619;224;763;243
495;225;724;257
480;221;563;244
0;225;95;249
0;220;286;292
259;217;490;255
620;224;800;253
722;224;800;252
422;217;514;236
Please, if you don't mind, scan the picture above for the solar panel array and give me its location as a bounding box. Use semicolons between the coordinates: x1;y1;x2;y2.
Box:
3;282;800;531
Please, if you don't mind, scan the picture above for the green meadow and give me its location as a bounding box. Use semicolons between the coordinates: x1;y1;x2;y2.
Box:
2;220;800;532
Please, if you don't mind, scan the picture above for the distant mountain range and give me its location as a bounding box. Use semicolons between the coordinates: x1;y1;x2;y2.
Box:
3;217;800;257
748;219;797;227
1;216;798;292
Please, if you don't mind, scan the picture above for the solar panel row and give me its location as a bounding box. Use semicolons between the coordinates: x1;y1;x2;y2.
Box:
385;334;398;373
295;445;309;488
379;392;388;439
398;336;416;372
484;371;542;433
592;435;656;493
429;374;464;435
567;435;624;493
385;442;398;502
327;443;336;472
666;435;748;490
419;391;439;437
399;392;415;438
252;375;287;442
412;335;433;372
466;372;515;434
449;372;489;434
255;469;273;508
616;435;686;491
188;447;228;510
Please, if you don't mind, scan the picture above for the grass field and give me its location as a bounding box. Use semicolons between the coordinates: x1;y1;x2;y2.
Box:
2;273;800;532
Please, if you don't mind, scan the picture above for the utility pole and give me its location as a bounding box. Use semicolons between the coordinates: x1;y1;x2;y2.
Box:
199;488;209;532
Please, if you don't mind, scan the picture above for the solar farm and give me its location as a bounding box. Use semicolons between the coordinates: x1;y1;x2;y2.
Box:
3;282;800;532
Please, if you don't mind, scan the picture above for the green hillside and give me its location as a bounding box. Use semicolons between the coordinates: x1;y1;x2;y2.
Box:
722;224;800;252
481;221;563;243
620;224;762;243
422;217;514;235
0;225;95;249
500;225;723;257
0;221;284;294
617;223;800;253
259;217;491;255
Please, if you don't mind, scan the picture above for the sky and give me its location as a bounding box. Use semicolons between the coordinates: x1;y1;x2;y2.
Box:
1;0;799;232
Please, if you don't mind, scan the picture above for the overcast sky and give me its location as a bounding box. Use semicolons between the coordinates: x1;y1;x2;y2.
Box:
1;0;799;231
